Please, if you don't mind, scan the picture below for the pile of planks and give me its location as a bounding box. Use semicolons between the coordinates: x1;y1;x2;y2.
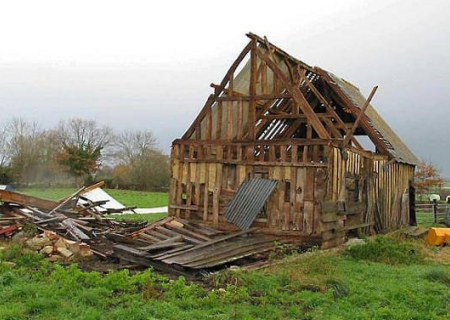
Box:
0;184;286;275
0;182;147;260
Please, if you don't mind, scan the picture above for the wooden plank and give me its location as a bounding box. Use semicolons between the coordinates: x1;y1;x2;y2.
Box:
203;163;210;221
304;200;314;234
303;167;315;201
138;236;184;251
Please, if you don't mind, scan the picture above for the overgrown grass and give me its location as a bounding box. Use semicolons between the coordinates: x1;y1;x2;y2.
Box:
345;236;425;265
1;235;450;319
17;187;168;208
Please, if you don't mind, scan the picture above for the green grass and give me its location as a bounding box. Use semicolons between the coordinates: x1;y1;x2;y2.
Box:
1;236;450;319
16;187;168;208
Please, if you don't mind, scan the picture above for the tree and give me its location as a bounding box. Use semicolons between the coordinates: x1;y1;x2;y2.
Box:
415;160;444;200
112;130;169;190
5;118;47;184
54;118;113;185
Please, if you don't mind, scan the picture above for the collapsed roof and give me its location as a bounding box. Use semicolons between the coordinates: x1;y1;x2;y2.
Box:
182;33;418;166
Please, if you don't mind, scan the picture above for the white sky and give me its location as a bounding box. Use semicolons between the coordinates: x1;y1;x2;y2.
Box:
0;0;449;176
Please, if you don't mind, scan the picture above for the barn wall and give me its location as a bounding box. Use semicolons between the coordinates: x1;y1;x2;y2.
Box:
169;143;415;244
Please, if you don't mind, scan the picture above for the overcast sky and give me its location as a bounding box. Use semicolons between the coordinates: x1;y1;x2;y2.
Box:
0;0;449;177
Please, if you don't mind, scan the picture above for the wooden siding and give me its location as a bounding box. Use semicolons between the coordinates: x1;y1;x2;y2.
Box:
321;148;414;248
170;143;415;248
169;141;329;236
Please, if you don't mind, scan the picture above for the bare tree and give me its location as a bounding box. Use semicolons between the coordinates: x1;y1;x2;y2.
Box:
55;118;113;151
4;118;45;184
112;129;168;190
113;129;158;164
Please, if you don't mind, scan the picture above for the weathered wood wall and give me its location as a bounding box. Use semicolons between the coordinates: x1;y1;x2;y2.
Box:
169;141;330;236
321;148;414;248
170;143;415;247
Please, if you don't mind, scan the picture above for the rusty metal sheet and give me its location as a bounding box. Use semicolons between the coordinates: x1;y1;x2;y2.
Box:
225;178;278;230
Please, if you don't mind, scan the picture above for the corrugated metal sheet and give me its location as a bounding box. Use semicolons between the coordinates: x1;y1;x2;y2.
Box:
327;72;419;165
225;178;278;230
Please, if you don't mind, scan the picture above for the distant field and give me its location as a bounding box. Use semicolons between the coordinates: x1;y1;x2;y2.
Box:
17;187;169;209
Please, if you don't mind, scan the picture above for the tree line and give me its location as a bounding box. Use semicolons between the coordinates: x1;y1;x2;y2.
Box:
0;117;170;191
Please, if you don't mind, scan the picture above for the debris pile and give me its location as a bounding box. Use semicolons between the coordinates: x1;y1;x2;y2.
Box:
0;182;284;275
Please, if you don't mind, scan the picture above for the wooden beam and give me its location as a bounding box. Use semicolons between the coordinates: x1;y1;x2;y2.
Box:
342;86;378;148
215;93;292;102
299;72;363;149
248;38;257;140
316;68;389;154
255;48;331;140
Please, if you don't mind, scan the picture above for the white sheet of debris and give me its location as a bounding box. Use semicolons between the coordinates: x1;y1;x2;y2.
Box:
78;188;126;212
79;187;168;214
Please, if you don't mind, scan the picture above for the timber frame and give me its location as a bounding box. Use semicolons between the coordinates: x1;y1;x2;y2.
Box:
169;33;419;248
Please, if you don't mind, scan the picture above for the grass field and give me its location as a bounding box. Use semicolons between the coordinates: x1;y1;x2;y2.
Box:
2;188;450;318
1;235;450;319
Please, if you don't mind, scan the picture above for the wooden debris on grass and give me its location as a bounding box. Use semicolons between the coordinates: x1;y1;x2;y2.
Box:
0;183;288;274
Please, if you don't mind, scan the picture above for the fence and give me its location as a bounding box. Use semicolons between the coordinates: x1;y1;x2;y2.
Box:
416;202;450;225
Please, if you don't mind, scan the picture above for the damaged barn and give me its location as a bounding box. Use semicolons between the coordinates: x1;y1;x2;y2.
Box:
169;33;419;249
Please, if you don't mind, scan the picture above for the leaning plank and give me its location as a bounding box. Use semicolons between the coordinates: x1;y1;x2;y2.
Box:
49;186;86;214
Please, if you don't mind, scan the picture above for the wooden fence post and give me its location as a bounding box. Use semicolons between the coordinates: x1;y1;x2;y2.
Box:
432;200;438;223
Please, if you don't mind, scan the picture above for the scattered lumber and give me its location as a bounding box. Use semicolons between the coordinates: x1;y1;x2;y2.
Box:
0;183;289;275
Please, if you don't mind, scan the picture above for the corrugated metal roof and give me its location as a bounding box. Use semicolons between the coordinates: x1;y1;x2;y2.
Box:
327;72;419;165
225;178;278;230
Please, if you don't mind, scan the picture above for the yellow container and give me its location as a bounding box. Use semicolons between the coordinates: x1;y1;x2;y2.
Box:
426;228;450;246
